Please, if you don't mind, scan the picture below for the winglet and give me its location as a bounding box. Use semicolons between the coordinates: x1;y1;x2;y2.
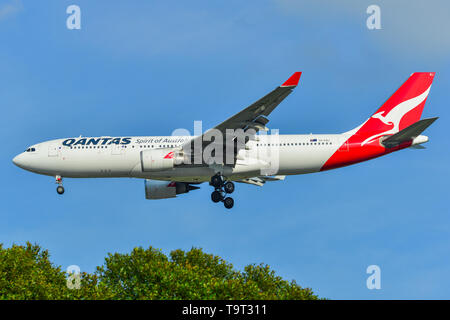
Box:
280;72;302;87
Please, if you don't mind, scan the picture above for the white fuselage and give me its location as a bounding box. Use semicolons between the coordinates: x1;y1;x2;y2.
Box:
13;135;345;183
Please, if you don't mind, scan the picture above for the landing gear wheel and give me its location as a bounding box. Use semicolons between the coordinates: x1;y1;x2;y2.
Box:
210;175;236;209
223;197;234;209
56;186;65;195
211;190;223;203
223;181;235;194
211;175;223;188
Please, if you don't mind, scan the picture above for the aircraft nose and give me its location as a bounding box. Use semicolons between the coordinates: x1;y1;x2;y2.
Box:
12;153;25;168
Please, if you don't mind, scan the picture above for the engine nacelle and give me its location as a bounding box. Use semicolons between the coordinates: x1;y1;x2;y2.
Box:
144;179;200;199
140;149;178;172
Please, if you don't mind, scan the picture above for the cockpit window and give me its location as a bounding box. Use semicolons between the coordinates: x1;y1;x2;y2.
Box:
25;147;36;152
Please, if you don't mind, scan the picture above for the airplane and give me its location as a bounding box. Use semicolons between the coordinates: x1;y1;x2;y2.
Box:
12;72;437;209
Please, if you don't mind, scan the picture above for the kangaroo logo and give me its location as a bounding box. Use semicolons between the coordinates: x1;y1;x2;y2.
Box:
361;86;431;146
164;151;174;159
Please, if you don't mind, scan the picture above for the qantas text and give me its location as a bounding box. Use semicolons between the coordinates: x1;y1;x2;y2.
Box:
62;137;132;146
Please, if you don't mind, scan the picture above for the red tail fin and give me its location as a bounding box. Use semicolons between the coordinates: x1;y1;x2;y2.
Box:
322;73;436;171
352;72;435;145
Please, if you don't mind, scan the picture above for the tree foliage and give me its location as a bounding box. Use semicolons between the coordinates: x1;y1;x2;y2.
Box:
0;243;318;300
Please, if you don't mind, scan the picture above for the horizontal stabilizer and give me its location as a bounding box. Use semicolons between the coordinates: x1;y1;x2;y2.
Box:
382;117;438;148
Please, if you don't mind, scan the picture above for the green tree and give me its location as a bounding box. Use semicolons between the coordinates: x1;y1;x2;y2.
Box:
96;246;318;299
0;242;66;299
0;243;319;300
0;242;109;299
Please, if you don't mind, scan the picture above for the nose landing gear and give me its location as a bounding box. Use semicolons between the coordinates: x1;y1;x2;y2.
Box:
55;175;65;195
57;186;65;194
210;174;235;209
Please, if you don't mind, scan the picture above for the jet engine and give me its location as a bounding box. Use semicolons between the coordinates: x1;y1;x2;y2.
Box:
140;148;184;172
144;179;200;199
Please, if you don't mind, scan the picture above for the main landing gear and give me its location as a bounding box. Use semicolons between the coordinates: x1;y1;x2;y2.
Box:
55;175;65;195
210;174;235;209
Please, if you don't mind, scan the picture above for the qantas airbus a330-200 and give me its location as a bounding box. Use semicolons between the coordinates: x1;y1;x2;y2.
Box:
13;72;437;209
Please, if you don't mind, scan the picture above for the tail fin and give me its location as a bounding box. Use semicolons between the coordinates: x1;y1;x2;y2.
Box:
350;72;435;145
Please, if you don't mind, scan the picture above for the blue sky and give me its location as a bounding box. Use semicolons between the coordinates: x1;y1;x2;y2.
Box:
1;0;450;299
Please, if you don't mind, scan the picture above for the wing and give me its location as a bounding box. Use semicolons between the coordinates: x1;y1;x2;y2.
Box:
235;175;286;186
182;72;302;165
214;72;302;133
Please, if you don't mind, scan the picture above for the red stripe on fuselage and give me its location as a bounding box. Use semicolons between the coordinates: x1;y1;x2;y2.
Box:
321;137;412;171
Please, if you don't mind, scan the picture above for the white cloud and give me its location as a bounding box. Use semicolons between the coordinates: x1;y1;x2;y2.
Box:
0;0;22;21
275;0;450;60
